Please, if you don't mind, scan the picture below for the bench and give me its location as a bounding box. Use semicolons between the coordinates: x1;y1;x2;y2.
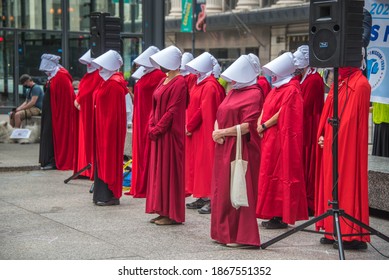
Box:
368;155;389;215
24;115;41;127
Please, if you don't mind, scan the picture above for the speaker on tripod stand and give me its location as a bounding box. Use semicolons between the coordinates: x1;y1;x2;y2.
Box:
309;0;364;68
260;0;389;259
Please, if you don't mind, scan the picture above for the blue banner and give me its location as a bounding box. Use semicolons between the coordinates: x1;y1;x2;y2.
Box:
365;0;389;104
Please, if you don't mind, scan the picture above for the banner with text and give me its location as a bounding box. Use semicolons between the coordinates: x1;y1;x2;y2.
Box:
365;0;389;104
181;0;193;32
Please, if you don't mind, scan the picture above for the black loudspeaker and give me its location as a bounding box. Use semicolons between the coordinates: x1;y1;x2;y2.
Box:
90;12;121;58
309;0;364;68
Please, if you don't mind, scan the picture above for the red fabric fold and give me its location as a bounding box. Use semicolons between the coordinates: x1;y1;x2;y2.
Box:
130;69;166;198
301;70;325;212
73;70;102;178
185;76;225;197
211;84;264;246
315;70;371;242
49;67;76;170
146;75;187;223
256;79;308;225
93;72;128;199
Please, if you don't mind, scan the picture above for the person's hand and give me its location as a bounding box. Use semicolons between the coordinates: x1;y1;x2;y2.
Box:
257;124;264;135
212;129;225;144
318;136;324;148
74;99;80;110
185;127;192;136
149;128;159;141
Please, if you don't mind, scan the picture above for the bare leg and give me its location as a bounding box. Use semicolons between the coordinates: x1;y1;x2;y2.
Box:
9;113;15;127
14;111;23;128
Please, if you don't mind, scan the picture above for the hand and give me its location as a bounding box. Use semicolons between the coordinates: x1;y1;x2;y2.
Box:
149;128;159;141
215;138;225;145
212;129;225;143
74;99;80;110
185;128;192;136
318;136;324;148
257;124;264;135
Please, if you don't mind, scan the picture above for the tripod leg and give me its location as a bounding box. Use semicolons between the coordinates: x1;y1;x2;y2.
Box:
341;212;389;242
333;211;345;260
89;183;94;193
64;163;92;184
260;212;331;249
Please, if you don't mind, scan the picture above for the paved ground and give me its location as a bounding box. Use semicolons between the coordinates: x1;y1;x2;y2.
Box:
0;140;388;261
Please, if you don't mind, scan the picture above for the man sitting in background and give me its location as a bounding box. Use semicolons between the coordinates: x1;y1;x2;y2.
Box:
9;74;43;128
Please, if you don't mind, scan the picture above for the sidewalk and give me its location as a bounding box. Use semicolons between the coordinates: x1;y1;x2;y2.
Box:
0;137;389;260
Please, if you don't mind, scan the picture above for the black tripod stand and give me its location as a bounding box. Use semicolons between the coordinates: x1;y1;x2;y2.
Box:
260;68;389;259
64;163;92;184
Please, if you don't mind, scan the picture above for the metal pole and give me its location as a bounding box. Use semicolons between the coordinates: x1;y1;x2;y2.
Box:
192;0;196;55
61;0;69;69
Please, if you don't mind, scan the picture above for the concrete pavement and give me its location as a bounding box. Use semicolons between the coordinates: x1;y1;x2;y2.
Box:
0;133;388;260
0;109;389;260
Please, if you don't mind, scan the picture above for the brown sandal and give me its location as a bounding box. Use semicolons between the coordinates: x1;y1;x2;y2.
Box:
154;217;182;225
149;215;163;223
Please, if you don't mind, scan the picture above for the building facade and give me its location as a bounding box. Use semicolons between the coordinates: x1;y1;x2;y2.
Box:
0;0;309;112
165;0;309;69
0;0;143;112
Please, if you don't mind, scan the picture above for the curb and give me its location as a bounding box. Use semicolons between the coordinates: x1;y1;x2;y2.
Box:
0;165;41;172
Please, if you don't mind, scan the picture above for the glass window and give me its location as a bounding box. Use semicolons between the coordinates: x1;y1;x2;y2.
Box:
46;0;62;30
95;0;115;15
123;0;142;33
68;33;90;79
0;0;21;28
0;30;15;107
19;32;62;78
0;0;63;30
69;0;93;32
122;36;142;79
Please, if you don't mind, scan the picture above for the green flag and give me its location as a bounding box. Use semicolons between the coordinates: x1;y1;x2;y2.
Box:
181;0;192;33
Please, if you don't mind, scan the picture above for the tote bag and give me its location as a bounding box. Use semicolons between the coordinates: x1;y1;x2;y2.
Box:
230;124;248;209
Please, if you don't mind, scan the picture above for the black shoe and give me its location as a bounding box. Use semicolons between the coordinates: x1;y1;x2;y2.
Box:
262;217;288;229
186;198;207;209
41;163;56;170
333;240;368;250
198;201;211;214
320;237;335;245
96;199;120;206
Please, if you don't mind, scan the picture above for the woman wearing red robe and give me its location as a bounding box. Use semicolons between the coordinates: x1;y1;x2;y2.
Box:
146;46;188;225
293;45;325;216
91;50;128;206
73;50;102;178
180;52;197;93
257;75;272;100
256;52;308;229
184;52;225;214
39;54;75;171
129;46;166;198
211;54;264;247
315;67;371;250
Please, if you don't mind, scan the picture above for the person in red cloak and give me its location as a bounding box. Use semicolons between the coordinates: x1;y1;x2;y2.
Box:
180;52;197;93
211;53;264;247
256;52;308;229
73;50;103;179
184;52;225;214
128;46;166;198
91;50;128;206
293;45;325;216
257;75;271;100
146;46;188;225
315;66;371;250
39;54;75;171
